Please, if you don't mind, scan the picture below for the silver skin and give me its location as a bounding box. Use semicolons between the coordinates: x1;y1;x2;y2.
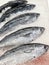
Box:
0;0;27;12
0;27;45;48
0;4;35;22
0;13;40;40
0;43;49;65
0;0;27;23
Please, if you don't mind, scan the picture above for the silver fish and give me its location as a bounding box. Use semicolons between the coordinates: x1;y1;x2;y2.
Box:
0;4;35;22
0;0;27;12
0;27;45;48
0;43;49;65
0;13;40;39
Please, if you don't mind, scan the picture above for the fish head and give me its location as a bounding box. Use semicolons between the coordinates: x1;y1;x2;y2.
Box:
33;27;45;34
21;27;45;42
22;43;49;59
30;27;45;40
31;13;40;22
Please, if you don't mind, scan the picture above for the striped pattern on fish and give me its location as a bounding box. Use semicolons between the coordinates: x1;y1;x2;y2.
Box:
0;4;35;23
0;0;27;12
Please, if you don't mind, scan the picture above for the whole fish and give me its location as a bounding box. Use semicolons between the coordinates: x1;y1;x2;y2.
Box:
0;13;40;39
0;4;35;22
0;43;49;65
0;27;45;48
0;0;27;12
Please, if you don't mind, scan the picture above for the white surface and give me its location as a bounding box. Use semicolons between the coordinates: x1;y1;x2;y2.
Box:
48;0;49;6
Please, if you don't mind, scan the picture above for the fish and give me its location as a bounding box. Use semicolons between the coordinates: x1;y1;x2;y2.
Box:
0;43;49;65
0;0;27;12
0;4;35;22
0;27;45;48
0;0;27;21
0;13;40;39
